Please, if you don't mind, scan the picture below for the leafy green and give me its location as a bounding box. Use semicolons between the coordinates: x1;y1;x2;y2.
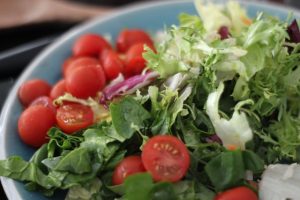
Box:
205;150;245;191
205;150;264;191
110;97;151;139
206;82;253;150
65;178;102;200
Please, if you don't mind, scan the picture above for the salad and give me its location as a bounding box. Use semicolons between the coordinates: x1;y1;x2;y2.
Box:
1;0;300;199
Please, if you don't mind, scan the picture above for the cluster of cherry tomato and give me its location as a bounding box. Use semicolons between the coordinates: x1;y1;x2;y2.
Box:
17;29;154;148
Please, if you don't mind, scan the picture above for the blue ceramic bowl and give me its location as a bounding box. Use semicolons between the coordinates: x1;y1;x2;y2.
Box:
0;0;299;199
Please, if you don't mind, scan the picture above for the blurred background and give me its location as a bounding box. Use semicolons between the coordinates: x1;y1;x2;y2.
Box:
0;0;299;199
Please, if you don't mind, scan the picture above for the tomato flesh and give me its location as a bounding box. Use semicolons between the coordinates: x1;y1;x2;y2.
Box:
56;104;94;134
112;156;146;185
214;186;258;200
18;79;52;106
141;135;190;182
18;105;56;147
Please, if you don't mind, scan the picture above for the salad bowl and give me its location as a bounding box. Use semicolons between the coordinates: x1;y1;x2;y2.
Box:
0;0;300;199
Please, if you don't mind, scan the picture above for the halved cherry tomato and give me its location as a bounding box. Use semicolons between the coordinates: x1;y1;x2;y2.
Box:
112;156;146;185
66;64;106;99
18;105;56;147
73;34;111;57
124;43;154;76
63;57;99;77
18;79;52;106
100;49;124;80
29;96;56;114
141;135;190;182
214;186;258;200
116;29;153;53
56;104;94;134
50;79;67;99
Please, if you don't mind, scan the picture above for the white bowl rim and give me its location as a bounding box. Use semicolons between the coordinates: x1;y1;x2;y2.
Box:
1;0;299;199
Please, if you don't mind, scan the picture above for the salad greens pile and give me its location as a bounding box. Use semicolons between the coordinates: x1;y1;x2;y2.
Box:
1;0;300;199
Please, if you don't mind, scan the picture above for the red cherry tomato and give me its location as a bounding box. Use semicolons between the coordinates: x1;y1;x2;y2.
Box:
73;34;111;57
66;64;106;99
18;105;56;147
50;79;67;99
100;50;124;80
29;96;56;114
124;43;154;76
18;79;52;106
112;156;146;185
116;29;153;53
141;135;190;182
214;186;258;200
63;57;99;77
56;104;94;134
62;56;78;77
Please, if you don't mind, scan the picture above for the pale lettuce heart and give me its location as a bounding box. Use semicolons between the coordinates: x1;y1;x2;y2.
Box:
206;82;253;149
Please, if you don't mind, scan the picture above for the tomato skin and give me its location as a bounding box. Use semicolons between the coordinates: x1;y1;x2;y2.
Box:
112;156;146;185
116;29;153;53
73;34;111;57
63;57;99;78
50;79;67;99
214;186;258;200
18;105;56;147
18;79;52;106
56;104;94;134
124;43;154;76
29;96;56;114
141;135;190;182
100;50;124;80
66;64;106;99
62;56;78;77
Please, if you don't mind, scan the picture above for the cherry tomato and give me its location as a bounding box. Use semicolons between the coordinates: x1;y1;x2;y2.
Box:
62;56;78;77
214;186;258;200
100;50;124;80
141;135;190;182
116;29;153;53
18;79;52;106
66;64;106;99
29;96;56;114
50;79;67;99
124;43;154;76
56;104;94;134
63;57;99;77
73;34;111;57
18;105;56;147
112;156;146;185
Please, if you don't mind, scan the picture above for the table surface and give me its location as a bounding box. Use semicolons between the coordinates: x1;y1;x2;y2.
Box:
0;0;299;199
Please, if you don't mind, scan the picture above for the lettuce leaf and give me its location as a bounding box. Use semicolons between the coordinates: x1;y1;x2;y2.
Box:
206;82;253;150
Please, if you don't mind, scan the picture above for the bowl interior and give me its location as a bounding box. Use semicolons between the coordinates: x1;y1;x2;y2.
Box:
0;0;298;199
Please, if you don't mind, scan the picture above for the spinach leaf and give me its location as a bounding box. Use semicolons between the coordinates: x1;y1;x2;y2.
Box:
110;97;151;139
242;150;264;173
53;148;92;174
0;156;53;189
47;127;83;158
149;182;177;200
205;150;245;191
124;173;154;200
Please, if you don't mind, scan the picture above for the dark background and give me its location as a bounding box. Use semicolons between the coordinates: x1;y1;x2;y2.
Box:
0;0;298;199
